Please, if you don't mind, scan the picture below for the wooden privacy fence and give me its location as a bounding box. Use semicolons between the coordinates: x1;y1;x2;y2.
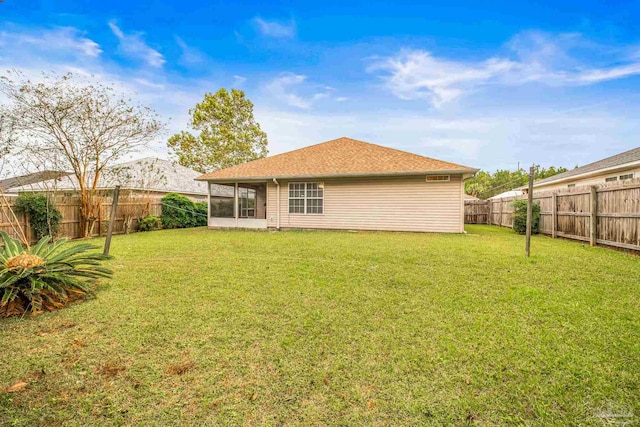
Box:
0;195;162;243
465;179;640;251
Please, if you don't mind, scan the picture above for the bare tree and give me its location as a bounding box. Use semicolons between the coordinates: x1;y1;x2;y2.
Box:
0;113;29;245
0;71;164;237
103;158;168;233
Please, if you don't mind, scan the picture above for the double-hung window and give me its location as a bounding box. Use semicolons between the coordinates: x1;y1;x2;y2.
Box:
289;182;323;214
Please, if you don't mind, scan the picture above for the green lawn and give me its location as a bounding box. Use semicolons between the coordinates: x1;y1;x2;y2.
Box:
1;226;638;426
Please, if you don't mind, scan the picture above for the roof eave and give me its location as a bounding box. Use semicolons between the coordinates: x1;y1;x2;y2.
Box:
196;168;479;182
518;159;640;189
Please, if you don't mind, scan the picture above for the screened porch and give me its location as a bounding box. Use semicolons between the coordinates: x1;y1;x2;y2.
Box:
208;182;267;229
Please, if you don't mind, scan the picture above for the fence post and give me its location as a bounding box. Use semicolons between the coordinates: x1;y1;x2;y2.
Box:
590;186;597;247
24;212;32;244
487;201;491;225
98;204;102;237
551;193;557;238
498;199;503;227
103;186;120;256
525;166;534;257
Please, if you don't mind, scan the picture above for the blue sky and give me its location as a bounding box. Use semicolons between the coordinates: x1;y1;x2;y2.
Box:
2;0;640;171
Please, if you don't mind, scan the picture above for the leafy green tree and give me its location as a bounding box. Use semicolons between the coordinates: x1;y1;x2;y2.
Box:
465;165;569;199
168;89;268;173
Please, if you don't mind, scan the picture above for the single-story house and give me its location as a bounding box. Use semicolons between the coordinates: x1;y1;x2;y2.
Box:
5;158;209;202
196;137;478;233
524;146;640;192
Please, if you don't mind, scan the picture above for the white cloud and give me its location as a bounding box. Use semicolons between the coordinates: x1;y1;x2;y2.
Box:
264;73;335;109
0;26;102;59
233;75;247;87
370;31;640;107
368;50;515;106
108;20;165;68
252;17;296;39
175;36;205;65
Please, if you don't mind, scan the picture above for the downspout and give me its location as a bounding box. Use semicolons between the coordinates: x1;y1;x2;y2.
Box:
272;178;280;230
206;180;211;228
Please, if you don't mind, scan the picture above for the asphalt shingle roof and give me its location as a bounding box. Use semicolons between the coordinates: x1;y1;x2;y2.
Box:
7;158;208;195
197;137;477;181
534;146;640;186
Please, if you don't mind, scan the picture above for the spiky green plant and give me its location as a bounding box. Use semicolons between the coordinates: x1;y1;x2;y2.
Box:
0;232;112;317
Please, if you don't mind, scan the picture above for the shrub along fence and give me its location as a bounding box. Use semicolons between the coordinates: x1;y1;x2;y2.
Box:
464;178;640;251
0;195;163;243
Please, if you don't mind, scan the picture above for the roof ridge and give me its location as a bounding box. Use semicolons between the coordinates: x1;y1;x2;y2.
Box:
334;136;474;170
197;136;477;181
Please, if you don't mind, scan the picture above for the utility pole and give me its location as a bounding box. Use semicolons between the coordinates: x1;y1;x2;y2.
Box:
525;166;534;257
103;185;120;256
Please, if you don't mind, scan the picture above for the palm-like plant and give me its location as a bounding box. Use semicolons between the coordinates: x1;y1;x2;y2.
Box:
0;232;112;317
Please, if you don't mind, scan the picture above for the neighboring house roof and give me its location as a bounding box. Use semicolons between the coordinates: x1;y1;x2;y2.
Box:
464;194;480;201
489;190;524;200
529;146;640;188
197;137;478;181
8;158;208;196
0;170;71;192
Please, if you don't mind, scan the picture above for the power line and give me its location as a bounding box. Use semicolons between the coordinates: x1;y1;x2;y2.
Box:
160;201;208;218
474;177;528;198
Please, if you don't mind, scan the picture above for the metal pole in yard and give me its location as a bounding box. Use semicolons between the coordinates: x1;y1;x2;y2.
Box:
103;185;120;256
525;166;534;257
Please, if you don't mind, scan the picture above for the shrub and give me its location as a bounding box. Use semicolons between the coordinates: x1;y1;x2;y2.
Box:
512;199;540;235
138;215;161;232
0;232;112;317
161;193;206;229
14;193;62;239
194;202;208;226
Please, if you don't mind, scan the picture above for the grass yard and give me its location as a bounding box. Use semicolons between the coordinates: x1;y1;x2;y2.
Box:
1;225;639;426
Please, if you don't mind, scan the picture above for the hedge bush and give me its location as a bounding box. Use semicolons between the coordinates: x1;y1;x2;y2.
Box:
512;199;540;235
13;193;63;239
138;215;161;232
161;193;207;229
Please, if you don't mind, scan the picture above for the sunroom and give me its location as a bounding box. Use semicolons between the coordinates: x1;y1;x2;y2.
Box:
208;182;268;229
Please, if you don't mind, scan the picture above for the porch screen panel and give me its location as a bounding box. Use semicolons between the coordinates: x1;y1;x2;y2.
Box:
210;184;235;218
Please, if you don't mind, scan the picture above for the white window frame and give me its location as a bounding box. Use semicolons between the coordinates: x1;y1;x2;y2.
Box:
288;182;324;215
605;176;618;183
426;175;450;182
619;173;634;181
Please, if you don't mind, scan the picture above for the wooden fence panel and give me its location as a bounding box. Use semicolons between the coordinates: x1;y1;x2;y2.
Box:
464;178;640;251
556;192;590;241
464;200;488;224
536;195;553;235
0;196;165;243
597;185;640;248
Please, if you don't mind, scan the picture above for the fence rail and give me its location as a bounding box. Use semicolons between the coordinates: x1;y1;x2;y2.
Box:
0;194;162;243
464;178;640;251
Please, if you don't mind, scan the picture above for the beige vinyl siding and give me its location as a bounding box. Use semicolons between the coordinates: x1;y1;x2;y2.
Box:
266;175;463;233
